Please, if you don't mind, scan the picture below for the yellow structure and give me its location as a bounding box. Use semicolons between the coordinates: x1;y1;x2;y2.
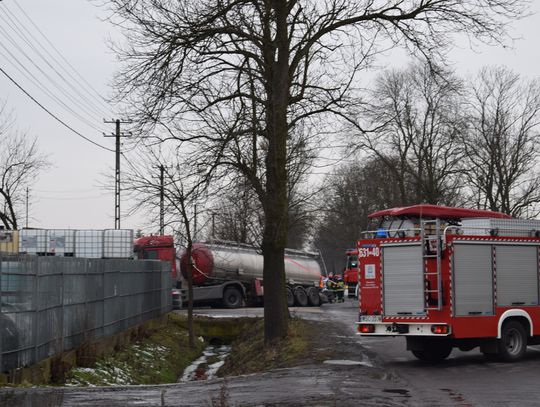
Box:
0;230;19;253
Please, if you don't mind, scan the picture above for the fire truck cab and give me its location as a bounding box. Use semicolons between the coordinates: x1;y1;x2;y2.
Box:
344;248;359;298
356;204;540;362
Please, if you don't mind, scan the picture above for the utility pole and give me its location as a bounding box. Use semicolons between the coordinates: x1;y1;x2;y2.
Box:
193;204;198;241
104;119;132;229
159;164;165;235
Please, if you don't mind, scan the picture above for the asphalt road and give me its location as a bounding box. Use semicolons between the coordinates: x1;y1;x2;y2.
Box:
2;301;540;406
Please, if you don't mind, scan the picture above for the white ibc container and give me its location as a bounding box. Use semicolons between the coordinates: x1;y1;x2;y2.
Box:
47;229;75;256
75;230;103;258
103;229;134;258
19;229;48;254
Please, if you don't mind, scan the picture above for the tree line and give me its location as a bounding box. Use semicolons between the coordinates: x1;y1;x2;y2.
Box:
315;64;540;272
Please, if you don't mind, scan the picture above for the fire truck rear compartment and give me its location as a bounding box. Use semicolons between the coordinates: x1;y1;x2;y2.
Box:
382;244;425;316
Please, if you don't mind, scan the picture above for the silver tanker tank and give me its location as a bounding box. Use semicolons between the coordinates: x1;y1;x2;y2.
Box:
180;242;322;286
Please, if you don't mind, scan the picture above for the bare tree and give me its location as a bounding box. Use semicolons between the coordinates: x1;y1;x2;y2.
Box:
0;103;49;229
314;156;406;273
121;147;206;347
353;63;466;205
212;177;316;249
212;179;263;245
462;66;540;217
105;0;528;342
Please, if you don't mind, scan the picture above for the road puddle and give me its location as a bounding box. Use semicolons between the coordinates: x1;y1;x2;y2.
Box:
179;344;231;382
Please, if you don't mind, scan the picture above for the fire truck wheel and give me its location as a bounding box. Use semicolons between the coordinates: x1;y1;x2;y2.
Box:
222;286;243;309
411;343;452;362
293;286;309;307
306;287;320;306
498;320;527;362
286;287;295;307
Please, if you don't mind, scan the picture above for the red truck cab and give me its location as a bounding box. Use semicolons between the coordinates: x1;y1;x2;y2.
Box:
133;235;177;282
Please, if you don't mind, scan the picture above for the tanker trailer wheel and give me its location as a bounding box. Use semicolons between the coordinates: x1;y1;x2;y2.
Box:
497;320;527;362
293;286;309;307
222;286;243;309
306;287;320;306
286;287;295;307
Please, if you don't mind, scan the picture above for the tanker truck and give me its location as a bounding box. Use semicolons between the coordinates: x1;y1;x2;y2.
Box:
178;242;325;308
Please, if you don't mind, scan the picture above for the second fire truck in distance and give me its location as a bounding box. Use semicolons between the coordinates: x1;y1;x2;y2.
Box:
356;204;540;362
344;248;359;298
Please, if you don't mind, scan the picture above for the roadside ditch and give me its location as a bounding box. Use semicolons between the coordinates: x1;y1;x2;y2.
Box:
65;313;258;386
3;312;335;388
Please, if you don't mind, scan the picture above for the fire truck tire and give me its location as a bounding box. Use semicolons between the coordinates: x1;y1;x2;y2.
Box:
411;343;452;362
294;286;309;307
497;321;527;362
286;287;295;307
222;286;243;309
306;287;320;306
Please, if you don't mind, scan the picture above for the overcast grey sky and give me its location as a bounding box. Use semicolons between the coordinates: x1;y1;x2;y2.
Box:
0;0;539;231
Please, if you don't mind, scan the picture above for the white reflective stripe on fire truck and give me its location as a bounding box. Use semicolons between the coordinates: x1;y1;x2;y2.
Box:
453;244;494;316
497;310;533;338
495;245;539;306
382;244;425;316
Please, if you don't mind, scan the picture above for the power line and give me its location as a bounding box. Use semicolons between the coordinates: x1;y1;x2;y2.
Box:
0;66;114;152
8;1;112;115
0;44;107;134
34;195;107;201
33;188;98;193
0;6;110;120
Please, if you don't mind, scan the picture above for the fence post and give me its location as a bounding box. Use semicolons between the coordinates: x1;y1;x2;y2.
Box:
102;261;106;338
0;256;3;372
32;257;39;366
60;258;65;355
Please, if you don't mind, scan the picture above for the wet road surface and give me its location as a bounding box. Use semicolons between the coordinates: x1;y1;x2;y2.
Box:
2;301;539;406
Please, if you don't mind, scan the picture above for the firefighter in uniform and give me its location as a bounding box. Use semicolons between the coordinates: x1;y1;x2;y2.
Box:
336;275;345;302
324;273;336;303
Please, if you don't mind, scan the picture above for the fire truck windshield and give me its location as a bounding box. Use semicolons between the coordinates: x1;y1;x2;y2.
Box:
143;249;159;260
347;255;358;269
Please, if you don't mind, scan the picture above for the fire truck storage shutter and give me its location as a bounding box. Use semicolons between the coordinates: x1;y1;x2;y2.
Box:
495;245;538;306
453;244;494;316
382;244;425;316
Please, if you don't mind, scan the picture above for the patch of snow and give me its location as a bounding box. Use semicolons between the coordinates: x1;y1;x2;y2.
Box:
179;344;231;382
323;359;374;367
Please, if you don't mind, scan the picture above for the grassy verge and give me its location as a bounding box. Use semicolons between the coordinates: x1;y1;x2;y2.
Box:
65;314;321;386
218;317;314;376
66;313;207;386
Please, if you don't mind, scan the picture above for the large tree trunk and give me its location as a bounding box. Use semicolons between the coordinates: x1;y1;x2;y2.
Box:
185;241;195;348
262;0;290;344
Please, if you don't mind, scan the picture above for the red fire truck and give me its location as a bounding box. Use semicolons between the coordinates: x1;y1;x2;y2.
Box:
356;204;540;362
344;248;359;298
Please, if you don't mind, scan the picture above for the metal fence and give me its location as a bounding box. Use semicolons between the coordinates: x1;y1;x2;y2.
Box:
0;255;172;372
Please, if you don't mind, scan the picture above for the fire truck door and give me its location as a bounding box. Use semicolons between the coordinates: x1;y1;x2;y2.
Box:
382;244;425;316
453;244;494;316
495;245;538;306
